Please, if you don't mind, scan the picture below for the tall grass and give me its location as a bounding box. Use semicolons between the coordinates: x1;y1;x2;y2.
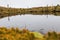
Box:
0;27;60;40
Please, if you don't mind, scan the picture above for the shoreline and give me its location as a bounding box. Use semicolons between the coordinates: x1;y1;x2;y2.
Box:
0;5;60;18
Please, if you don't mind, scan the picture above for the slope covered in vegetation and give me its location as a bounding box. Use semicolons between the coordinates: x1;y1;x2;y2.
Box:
0;27;44;40
0;4;60;18
0;27;60;40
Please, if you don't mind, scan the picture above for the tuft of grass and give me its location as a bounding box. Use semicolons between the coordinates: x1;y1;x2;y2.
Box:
0;27;60;40
0;27;44;40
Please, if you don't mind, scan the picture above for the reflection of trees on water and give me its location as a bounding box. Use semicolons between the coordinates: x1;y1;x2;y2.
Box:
53;12;60;16
8;16;10;21
47;14;48;18
46;12;49;18
54;12;57;15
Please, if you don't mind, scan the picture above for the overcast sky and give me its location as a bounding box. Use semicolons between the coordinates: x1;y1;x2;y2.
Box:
0;0;60;8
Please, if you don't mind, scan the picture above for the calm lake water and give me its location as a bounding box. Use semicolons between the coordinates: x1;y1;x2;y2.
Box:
0;14;60;33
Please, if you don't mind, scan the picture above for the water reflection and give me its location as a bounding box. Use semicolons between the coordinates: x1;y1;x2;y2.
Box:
8;17;10;21
0;12;60;33
0;12;60;19
53;12;60;16
0;14;60;33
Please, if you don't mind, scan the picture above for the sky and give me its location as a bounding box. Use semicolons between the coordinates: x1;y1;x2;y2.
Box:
0;0;60;8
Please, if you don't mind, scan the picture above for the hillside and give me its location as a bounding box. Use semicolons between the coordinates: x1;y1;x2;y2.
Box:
0;5;60;18
0;27;60;40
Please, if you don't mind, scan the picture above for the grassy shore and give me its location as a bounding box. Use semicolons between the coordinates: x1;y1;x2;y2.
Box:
0;27;60;40
0;27;44;40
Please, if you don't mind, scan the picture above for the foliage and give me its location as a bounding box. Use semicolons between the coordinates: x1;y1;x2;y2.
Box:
0;27;44;40
44;31;60;40
0;27;60;40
